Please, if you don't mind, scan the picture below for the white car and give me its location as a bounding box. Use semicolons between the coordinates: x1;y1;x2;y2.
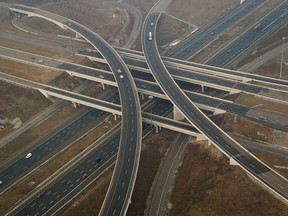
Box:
99;75;105;79
25;153;32;159
117;69;122;73
120;75;124;79
0;180;2;185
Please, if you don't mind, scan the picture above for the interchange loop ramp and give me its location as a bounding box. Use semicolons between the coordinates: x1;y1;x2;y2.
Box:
9;4;142;215
141;0;288;203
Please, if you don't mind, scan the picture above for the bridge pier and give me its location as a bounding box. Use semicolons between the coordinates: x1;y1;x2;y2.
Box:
72;101;79;108
102;83;105;89
38;89;53;101
229;157;238;166
201;85;204;93
173;105;185;120
213;109;226;116
114;114;117;121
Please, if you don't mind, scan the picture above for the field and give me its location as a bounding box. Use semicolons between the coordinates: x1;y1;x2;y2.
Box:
0;0;288;215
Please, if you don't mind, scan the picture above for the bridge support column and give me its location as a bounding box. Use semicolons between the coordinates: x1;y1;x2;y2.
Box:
141;93;144;100
75;33;81;39
155;126;159;133
72;102;78;108
201;85;204;93
102;83;105;89
173;105;185;120
213;109;226;116
114;114;117;121
38;89;53;101
229;157;238;166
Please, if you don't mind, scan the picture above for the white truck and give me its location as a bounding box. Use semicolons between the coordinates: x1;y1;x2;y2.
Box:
149;32;152;41
240;0;246;4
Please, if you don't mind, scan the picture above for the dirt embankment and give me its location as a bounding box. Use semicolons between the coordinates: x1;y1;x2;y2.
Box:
169;142;288;216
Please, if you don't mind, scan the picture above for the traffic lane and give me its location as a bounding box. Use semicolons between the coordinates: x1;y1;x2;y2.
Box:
47;88;121;112
207;1;288;67
13;97;170;215
14;134;120;216
0;90;120;189
144;24;246;157
168;0;266;59
0;107;112;190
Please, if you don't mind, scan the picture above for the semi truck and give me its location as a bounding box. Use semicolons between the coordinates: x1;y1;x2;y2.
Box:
149;31;152;41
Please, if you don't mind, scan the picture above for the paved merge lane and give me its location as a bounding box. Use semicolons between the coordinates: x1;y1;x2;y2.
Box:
142;2;288;202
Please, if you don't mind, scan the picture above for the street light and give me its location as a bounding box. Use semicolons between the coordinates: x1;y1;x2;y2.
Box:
280;36;286;79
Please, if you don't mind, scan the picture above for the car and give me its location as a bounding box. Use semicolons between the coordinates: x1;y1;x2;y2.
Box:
151;22;154;26
99;75;105;79
38;59;44;63
117;68;122;73
96;157;102;163
25;153;32;159
0;181;2;185
120;75;124;79
81;173;88;180
37;192;44;199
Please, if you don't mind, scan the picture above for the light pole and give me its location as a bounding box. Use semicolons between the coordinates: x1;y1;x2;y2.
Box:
280;36;286;79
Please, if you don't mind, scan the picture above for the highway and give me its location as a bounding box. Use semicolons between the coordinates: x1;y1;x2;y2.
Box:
8;98;175;216
1;45;288;106
77;49;288;103
9;4;142;215
142;0;288;203
1;46;288;132
207;0;288;68
165;0;266;59
0;93;120;192
8;0;287;88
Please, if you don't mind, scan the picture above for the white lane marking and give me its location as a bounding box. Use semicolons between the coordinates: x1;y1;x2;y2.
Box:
39;203;44;207
118;195;121;200
49;200;54;205
31;203;35;208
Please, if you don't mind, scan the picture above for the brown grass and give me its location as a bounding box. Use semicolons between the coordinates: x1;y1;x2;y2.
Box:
0;116;120;216
58;167;113;216
0;103;83;166
169;142;288;216
235;93;288;115
0;81;51;137
0;58;61;83
221;113;273;143
167;0;238;27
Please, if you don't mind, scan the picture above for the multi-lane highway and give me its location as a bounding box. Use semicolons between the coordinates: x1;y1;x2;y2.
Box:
142;0;288;203
207;0;288;68
0;102;117;191
9;4;142;215
165;0;266;59
8;97;174;215
1;45;288;132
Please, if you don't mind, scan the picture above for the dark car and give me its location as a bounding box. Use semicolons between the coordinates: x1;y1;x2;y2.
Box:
37;192;45;199
81;173;88;180
96;157;102;163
